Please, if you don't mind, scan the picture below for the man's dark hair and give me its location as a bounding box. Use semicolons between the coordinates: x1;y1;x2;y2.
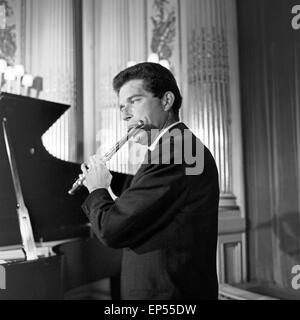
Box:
113;62;182;118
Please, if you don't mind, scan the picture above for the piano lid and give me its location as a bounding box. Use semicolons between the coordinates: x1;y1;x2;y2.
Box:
0;93;90;247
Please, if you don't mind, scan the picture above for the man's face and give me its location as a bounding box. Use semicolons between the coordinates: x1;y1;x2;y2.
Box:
118;79;168;145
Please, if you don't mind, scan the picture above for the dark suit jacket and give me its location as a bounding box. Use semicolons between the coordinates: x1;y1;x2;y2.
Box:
82;123;219;300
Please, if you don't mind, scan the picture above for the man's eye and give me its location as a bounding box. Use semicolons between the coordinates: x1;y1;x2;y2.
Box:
131;98;141;104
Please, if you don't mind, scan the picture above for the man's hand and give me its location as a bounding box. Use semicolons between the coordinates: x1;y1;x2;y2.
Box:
81;154;112;193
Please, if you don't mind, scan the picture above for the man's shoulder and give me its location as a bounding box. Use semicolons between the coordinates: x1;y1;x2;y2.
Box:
133;122;217;179
133;123;205;176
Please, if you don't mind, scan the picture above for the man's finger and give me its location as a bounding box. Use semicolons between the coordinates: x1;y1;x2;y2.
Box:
91;155;106;169
94;154;104;163
81;163;88;174
92;154;104;165
89;156;97;168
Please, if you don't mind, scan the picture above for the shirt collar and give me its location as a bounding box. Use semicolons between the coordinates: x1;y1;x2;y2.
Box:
148;121;182;152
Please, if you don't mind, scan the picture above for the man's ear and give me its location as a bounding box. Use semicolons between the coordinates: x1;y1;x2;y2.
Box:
162;91;175;111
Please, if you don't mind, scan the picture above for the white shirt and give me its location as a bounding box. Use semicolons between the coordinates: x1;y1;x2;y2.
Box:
108;121;181;200
148;121;181;152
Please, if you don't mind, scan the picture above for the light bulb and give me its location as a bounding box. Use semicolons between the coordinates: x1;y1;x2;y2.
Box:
127;61;137;68
147;53;159;63
159;59;170;69
14;64;25;77
4;66;15;81
0;59;7;73
22;74;34;87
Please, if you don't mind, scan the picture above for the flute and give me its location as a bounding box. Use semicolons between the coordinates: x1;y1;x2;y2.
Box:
68;120;144;195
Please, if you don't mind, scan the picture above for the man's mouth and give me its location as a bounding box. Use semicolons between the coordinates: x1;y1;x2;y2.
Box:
127;124;138;131
127;121;145;132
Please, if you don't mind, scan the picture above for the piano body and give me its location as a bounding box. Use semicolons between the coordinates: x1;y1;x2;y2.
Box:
0;93;132;299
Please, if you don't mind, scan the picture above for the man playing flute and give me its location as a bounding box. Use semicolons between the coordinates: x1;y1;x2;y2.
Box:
81;62;220;300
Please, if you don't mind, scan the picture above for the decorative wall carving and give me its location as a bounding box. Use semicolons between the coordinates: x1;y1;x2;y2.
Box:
147;0;181;80
0;0;17;64
188;28;229;84
150;0;176;61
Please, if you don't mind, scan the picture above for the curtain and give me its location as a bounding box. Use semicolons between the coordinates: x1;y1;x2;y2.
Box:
180;0;233;194
238;0;300;296
83;0;147;174
23;0;78;161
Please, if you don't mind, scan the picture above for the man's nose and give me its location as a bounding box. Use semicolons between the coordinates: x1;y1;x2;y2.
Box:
121;104;132;121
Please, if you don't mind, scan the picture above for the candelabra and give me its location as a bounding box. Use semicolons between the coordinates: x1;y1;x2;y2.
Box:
0;59;34;96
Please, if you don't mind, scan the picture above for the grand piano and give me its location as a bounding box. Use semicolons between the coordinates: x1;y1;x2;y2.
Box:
0;93;132;299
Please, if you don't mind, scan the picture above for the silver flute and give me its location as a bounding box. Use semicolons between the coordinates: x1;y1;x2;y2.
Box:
68;120;144;195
